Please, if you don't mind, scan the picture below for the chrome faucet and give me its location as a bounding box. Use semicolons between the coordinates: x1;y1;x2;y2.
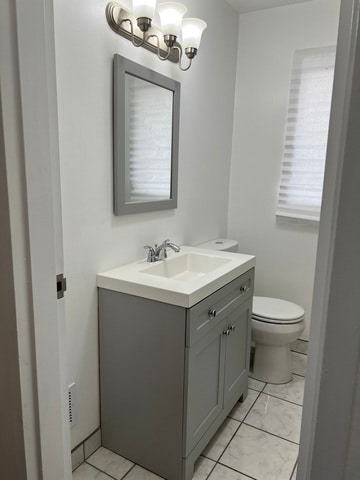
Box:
144;239;181;262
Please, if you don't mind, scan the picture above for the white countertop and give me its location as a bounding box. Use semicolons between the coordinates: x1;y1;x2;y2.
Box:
97;246;255;308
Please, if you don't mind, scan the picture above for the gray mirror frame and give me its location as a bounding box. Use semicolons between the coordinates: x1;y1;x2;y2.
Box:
113;54;180;215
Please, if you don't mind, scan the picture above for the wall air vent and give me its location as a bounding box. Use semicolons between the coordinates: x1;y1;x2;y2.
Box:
68;383;76;427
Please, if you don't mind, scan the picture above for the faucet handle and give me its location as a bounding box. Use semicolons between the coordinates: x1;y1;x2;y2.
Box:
144;245;155;262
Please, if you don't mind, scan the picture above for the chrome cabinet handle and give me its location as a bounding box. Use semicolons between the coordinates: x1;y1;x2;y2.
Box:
208;309;217;318
240;285;249;294
223;325;236;336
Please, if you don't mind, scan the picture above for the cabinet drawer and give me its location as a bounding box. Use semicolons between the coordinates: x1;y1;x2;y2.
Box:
186;268;254;347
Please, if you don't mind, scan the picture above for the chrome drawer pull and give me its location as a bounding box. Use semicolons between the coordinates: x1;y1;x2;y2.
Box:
223;328;231;336
240;285;249;294
229;324;236;332
208;309;217;318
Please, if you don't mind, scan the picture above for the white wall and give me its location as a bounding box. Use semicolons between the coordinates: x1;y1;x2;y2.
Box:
227;0;340;339
54;0;239;447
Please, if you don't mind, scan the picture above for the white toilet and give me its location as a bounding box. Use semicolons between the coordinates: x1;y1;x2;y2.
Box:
198;239;305;385
251;296;305;384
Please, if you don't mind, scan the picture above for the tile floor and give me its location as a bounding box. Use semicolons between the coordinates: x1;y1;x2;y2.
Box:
73;346;307;480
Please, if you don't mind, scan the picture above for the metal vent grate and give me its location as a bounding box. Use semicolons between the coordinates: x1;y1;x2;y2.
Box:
68;383;76;426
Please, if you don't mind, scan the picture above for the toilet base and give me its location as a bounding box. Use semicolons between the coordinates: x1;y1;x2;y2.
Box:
252;344;293;384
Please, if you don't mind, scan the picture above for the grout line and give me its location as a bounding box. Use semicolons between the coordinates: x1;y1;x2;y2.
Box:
203;457;217;480
290;349;308;358
71;427;101;455
215;389;265;466
242;422;300;446
227;390;261;423
204;417;242;463
84;460;119;480
289;457;298;480
290;348;308;355
86;445;102;460
71;461;85;475
240;390;262;424
216;461;257;479
261;390;304;407
121;463;138;480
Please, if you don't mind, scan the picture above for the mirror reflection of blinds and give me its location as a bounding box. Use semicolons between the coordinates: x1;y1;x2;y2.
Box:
125;75;173;203
276;46;336;221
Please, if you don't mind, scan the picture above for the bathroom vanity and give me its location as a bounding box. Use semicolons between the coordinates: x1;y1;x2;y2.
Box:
97;247;255;480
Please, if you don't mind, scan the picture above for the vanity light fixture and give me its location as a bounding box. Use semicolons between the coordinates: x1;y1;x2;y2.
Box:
105;1;207;71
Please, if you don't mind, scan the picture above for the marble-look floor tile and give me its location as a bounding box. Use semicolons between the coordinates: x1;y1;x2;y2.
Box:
290;339;309;355
245;393;302;443
228;389;260;422
202;417;240;461
87;447;134;479
192;456;215;480
290;351;307;377
220;424;298;480
123;465;164;479
73;462;111;480
248;377;266;391
208;464;250;480
291;464;297;479
264;375;305;406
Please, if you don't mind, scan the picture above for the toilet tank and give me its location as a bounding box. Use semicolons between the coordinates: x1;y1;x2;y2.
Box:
197;238;238;253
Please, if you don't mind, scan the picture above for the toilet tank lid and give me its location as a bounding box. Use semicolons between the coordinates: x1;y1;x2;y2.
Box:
197;238;238;251
253;296;305;321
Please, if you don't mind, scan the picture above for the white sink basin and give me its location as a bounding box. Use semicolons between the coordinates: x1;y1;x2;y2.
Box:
141;252;232;281
97;246;255;308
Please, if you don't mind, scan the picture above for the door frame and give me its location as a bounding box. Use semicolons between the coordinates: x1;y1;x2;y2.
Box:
0;0;71;478
298;0;360;478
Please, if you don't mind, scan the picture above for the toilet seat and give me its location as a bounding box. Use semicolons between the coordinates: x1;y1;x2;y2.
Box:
252;296;305;325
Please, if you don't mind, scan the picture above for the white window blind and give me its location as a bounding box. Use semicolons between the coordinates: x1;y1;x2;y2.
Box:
276;46;336;221
125;74;173;203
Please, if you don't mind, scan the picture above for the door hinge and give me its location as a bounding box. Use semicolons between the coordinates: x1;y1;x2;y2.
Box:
56;273;67;299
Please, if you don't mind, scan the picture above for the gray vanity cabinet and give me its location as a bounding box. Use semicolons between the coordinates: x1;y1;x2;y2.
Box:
99;268;254;480
184;300;250;456
184;318;226;456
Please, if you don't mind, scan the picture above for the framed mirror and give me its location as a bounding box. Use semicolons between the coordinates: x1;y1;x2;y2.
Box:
113;54;180;215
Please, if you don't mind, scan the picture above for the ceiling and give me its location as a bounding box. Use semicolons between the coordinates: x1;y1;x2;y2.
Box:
226;0;314;14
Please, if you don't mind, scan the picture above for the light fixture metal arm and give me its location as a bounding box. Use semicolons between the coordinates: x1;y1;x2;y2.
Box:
146;34;172;61
120;18;146;47
174;45;193;72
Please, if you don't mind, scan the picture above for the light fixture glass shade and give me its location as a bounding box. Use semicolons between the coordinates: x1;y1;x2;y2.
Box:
132;0;157;19
181;18;207;50
156;2;188;38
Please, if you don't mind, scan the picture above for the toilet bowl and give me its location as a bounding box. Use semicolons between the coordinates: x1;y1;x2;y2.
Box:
251;296;305;384
197;239;305;385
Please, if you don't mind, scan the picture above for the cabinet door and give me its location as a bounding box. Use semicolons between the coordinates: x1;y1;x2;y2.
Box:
223;299;251;410
184;319;226;456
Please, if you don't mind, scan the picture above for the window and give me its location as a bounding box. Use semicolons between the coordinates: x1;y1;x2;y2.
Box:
276;46;336;221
